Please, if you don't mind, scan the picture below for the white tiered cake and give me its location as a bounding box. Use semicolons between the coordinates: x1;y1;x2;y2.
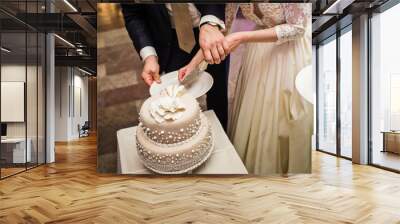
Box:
136;85;213;174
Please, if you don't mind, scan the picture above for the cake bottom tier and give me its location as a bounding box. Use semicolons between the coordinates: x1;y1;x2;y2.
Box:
136;114;213;174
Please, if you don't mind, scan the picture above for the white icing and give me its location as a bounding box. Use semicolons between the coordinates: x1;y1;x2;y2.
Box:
150;85;187;123
161;84;185;98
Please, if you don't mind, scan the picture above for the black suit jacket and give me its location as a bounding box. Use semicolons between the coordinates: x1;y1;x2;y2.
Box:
121;4;225;72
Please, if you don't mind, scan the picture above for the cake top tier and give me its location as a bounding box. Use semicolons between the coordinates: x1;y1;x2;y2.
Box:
139;85;200;137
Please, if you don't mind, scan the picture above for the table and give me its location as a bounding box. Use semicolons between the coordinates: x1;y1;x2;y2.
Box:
117;110;248;174
1;138;32;163
382;131;400;154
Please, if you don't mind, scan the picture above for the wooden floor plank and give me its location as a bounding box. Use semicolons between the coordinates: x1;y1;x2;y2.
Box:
0;135;399;223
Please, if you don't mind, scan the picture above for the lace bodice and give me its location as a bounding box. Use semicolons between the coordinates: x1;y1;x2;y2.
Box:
225;3;311;44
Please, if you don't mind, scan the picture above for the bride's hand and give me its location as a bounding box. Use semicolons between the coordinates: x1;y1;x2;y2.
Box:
223;32;245;55
178;50;204;82
178;62;197;82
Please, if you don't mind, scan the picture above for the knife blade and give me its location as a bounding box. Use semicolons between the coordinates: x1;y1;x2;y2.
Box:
180;60;208;87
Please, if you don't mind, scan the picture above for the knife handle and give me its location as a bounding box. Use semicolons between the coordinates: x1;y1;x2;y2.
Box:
198;60;208;71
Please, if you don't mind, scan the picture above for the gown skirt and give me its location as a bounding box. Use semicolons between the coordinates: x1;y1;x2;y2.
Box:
228;32;313;175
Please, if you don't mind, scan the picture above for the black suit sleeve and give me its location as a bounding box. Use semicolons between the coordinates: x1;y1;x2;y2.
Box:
195;4;225;22
121;4;154;56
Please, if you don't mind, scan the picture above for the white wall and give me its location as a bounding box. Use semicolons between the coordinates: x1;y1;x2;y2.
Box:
54;67;89;141
1;82;25;122
55;66;70;141
1;63;46;164
1;65;36;138
72;73;89;138
1;65;26;135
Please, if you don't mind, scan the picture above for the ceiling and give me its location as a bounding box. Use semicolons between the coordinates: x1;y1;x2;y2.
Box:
1;0;397;74
0;0;97;74
311;0;391;44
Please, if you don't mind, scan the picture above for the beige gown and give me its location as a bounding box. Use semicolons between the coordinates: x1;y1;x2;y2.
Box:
226;3;313;174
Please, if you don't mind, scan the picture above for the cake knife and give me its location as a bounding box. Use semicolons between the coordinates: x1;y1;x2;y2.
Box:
180;60;208;87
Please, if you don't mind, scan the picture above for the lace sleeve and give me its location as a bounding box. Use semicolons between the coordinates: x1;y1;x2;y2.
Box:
274;3;311;44
225;3;239;34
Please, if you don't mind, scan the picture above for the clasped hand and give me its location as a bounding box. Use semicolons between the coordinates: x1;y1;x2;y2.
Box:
141;24;244;86
178;32;244;81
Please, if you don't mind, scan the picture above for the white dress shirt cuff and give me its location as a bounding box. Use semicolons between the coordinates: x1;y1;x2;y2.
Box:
139;46;157;61
199;15;226;31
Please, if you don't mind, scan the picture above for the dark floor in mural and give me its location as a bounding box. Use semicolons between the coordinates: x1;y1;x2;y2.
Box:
97;4;149;172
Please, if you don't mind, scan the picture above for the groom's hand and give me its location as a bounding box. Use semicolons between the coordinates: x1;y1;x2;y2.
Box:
199;24;226;65
142;55;161;86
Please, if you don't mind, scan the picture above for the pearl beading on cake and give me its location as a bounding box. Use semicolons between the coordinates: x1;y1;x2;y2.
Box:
136;125;213;173
139;117;202;145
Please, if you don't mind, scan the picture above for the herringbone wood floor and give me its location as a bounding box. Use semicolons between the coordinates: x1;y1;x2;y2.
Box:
1;135;400;224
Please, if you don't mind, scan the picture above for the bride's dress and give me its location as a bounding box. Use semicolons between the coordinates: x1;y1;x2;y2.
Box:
226;3;313;174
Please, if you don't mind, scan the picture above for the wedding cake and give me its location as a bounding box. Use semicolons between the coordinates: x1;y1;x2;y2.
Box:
136;85;213;174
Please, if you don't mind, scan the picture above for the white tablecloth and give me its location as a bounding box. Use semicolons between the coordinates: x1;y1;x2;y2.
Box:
117;110;248;174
